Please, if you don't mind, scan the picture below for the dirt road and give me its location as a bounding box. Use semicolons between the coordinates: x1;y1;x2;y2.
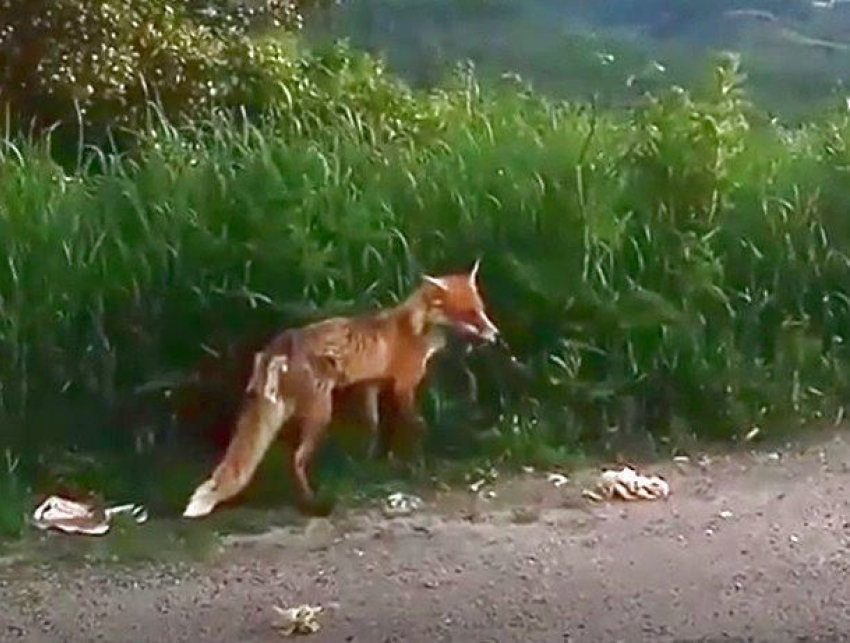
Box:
3;433;850;643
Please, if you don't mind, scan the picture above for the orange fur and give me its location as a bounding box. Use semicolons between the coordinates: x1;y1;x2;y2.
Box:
183;263;499;518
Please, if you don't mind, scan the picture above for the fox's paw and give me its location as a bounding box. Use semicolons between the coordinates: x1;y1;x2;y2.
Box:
183;479;219;518
307;500;335;518
296;491;335;518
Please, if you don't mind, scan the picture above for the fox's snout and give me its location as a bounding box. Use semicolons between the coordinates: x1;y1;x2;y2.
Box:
460;311;499;344
475;313;499;343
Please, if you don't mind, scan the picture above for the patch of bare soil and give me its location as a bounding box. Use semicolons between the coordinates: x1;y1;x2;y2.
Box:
3;433;850;643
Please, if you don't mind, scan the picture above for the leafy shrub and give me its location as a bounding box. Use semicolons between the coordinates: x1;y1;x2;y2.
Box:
0;0;443;157
186;0;305;36
0;0;306;141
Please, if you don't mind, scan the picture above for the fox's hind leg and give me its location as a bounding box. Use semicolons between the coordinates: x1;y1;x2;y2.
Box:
284;384;334;514
183;396;292;518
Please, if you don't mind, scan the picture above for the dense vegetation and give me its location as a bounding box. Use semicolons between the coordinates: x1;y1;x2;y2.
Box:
3;0;850;538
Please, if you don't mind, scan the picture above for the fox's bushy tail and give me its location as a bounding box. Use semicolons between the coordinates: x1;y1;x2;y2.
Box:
183;353;292;518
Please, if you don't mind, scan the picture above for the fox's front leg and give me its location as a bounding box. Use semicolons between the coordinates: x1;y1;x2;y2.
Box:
348;384;388;461
384;384;428;466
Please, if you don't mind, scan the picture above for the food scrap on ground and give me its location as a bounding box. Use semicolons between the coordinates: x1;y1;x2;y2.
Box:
467;466;498;495
31;495;148;536
382;492;424;518
581;466;670;502
273;604;324;636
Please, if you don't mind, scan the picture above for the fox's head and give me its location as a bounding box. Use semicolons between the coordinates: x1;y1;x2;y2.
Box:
420;259;499;343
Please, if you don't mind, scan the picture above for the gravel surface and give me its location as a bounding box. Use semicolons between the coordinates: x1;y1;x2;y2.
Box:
3;433;850;643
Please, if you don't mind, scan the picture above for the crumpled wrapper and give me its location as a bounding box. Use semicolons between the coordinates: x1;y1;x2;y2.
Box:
273;604;324;636
582;466;669;502
382;491;423;518
31;495;148;536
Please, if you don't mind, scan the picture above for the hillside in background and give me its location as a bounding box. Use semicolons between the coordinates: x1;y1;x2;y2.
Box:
305;0;850;118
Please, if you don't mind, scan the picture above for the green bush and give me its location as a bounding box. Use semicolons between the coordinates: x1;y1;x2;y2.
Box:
0;0;307;141
0;451;28;539
0;0;444;161
2;52;850;441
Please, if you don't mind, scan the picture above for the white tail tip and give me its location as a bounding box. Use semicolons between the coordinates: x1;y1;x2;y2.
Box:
183;480;219;518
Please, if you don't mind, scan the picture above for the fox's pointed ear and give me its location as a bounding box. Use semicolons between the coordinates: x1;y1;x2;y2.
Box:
423;275;449;291
469;257;481;284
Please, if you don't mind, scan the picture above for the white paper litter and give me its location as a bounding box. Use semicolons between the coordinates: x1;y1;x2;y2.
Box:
105;503;149;523
581;466;670;502
468;479;487;493
273;604;324;636
744;426;761;442
546;473;569;488
31;495;148;536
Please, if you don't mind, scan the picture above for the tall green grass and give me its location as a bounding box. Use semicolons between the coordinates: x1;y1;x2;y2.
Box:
3;53;850;532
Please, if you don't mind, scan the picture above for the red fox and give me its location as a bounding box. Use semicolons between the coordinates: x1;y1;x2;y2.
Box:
183;260;499;518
